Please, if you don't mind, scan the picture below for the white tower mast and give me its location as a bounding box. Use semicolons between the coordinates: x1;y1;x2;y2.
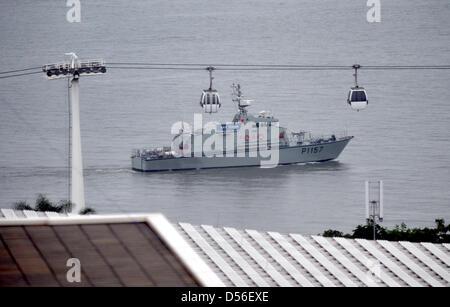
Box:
42;53;106;214
365;180;384;240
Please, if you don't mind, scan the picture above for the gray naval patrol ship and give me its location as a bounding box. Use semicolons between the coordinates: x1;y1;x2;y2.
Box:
132;73;353;172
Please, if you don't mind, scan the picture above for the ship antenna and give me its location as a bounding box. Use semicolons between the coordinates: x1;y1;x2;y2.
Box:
232;83;248;116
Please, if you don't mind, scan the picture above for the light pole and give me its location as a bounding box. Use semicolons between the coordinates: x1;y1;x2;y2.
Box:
42;53;106;213
365;180;384;240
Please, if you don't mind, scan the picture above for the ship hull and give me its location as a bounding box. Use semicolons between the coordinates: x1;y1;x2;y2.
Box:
132;137;353;172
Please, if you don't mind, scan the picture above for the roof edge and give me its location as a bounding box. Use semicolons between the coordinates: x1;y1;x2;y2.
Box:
147;214;225;287
0;213;152;225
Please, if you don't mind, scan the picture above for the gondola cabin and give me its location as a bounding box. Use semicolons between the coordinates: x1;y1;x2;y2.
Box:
348;87;368;111
200;89;221;113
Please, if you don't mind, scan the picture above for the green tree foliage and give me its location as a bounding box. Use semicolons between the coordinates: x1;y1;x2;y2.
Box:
79;207;96;215
322;229;346;238
12;194;95;215
12;201;33;211
321;219;449;243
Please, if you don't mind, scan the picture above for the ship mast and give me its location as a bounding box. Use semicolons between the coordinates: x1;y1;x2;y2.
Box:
231;83;247;115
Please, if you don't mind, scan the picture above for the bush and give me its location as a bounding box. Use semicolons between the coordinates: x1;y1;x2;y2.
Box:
321;219;449;243
12;201;33;211
321;229;345;238
12;194;95;215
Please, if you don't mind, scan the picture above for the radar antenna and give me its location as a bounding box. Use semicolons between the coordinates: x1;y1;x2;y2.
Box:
231;83;251;116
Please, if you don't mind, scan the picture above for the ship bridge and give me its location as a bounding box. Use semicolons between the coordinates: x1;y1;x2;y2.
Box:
232;110;279;124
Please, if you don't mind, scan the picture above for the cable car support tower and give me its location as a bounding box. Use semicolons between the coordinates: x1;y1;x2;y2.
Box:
42;53;106;214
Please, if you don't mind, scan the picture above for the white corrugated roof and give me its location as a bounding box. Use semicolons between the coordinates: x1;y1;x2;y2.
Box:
1;209;448;287
176;223;450;287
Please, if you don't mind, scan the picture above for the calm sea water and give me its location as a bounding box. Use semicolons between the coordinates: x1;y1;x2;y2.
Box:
0;0;449;234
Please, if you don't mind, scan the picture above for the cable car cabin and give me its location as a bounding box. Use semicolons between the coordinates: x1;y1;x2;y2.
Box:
348;87;368;111
200;90;221;113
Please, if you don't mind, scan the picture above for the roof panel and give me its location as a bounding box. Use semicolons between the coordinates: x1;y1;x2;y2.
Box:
291;234;357;287
333;237;400;287
312;235;379;287
378;240;443;287
53;225;123;286
246;229;314;287
0;236;28;286
268;231;336;287
80;224;155;287
1;209;18;220
0;226;59;286
202;225;269;286
132;222;198;286
399;241;450;283
24;225;91;287
356;239;422;287
0;221;203;287
421;242;450;267
225;227;292;287
179;223;247;287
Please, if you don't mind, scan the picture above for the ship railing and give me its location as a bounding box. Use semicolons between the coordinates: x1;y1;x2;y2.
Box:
288;130;349;146
201;144;281;157
176;143;284;156
131;149;140;158
133;147;176;159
